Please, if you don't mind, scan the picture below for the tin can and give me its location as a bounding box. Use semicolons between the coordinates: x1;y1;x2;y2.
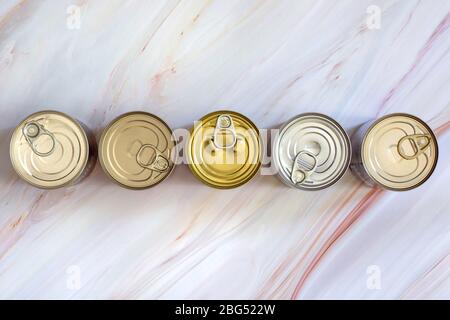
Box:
273;113;351;190
187;110;261;189
10;110;97;189
351;113;438;191
99;111;176;189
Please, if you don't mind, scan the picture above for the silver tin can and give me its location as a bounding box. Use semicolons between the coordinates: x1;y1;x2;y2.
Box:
273;113;351;190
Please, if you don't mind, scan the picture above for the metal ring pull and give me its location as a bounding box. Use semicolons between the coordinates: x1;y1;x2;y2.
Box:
291;150;318;184
136;144;170;172
22;121;56;157
210;115;238;150
397;134;431;160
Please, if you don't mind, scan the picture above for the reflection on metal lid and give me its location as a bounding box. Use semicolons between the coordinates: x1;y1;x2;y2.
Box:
274;113;351;190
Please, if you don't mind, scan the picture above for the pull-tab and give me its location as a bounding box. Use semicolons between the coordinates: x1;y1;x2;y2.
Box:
397;134;432;160
211;114;238;150
22;121;56;157
136;144;170;172
291;151;318;184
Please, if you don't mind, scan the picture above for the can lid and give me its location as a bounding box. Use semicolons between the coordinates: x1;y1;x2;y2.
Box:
10;111;90;189
188;111;261;189
274;113;351;190
362;114;438;190
99;112;175;189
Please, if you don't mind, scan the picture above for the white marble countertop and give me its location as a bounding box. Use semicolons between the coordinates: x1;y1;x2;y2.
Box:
0;0;449;299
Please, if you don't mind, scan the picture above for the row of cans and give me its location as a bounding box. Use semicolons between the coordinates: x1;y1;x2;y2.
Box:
10;110;438;191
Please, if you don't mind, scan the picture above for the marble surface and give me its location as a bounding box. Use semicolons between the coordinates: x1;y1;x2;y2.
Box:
0;0;449;300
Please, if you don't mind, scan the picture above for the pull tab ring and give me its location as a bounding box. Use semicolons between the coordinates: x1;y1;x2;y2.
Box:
291;150;318;185
211;115;237;150
136;144;170;172
397;134;431;160
22;122;56;157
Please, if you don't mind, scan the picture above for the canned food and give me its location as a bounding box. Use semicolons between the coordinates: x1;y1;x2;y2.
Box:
351;113;438;191
10;110;96;189
187;111;261;189
99;112;175;189
273;113;351;190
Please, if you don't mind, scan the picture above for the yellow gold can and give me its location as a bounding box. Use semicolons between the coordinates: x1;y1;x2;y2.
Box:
351;113;438;191
10;110;97;189
99;112;176;189
187;110;261;189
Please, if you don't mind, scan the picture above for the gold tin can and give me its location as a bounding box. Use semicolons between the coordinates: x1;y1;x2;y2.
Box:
99;112;176;189
351;113;438;191
273;113;351;190
187;110;261;189
10;110;96;189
